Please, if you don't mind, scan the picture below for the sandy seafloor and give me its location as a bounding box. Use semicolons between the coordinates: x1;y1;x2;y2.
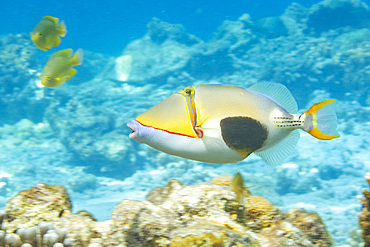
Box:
0;0;370;246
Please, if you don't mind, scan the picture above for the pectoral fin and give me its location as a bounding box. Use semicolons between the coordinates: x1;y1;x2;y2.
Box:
54;36;61;47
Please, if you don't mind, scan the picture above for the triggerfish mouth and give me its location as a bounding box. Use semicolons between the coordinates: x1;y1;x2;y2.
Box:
127;83;339;166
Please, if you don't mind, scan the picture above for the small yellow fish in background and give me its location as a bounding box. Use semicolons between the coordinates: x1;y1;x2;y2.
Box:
127;83;339;165
231;172;249;205
31;16;67;51
41;48;83;88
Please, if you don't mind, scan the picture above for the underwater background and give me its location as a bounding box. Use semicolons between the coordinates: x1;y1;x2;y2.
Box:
0;0;370;246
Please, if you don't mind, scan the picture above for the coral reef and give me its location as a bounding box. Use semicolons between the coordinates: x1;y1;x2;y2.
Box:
306;0;370;36
115;55;133;81
359;173;370;246
347;226;365;247
0;221;68;247
43;81;138;178
0;34;111;126
2;183;105;247
0;118;101;196
0;34;40;125
111;0;370;104
115;17;203;83
0;179;334;246
5;183;72;230
210;175;234;187
0;34;36;95
70;50;113;84
287;208;333;246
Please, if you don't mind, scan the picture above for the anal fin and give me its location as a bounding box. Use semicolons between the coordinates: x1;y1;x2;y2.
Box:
254;130;300;166
64;68;77;81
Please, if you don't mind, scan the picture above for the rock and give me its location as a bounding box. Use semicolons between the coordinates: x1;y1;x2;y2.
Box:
245;195;282;230
116;18;202;83
45;96;135;178
5;183;72;231
0;34;46;125
71;50;113;84
306;0;370;35
287;208;333;246
359;173;370;245
253;16;288;38
280;3;309;35
1;184;109;247
0;34;36;95
168;221;259;246
0;179;333;246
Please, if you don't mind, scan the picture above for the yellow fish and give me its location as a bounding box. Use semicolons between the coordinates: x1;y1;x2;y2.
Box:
41;48;83;88
31;16;67;51
231;172;248;205
127;83;339;165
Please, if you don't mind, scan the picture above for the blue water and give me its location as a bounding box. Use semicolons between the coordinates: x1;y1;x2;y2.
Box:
3;0;364;56
0;0;370;246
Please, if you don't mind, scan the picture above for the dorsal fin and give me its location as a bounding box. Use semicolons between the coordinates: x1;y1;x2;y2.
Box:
248;82;298;114
254;130;300;166
50;48;73;59
42;16;59;26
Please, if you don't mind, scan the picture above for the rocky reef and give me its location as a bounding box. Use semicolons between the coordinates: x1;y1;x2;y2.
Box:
0;34;40;125
359;173;370;246
0;178;334;246
114;0;370;105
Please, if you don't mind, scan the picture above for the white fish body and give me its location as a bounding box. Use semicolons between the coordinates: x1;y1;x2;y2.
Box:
127;83;339;165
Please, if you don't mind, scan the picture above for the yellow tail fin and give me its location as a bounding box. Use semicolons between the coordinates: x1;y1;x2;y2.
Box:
70;49;83;66
303;99;339;140
58;20;67;37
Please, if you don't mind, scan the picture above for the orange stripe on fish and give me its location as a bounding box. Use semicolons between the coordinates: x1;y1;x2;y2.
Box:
135;119;198;139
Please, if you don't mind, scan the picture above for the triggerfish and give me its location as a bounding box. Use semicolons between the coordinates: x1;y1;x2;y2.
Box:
40;48;83;88
127;83;339;165
31;16;67;51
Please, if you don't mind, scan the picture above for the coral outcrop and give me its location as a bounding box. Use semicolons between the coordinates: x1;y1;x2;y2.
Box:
44;94;136;178
0;178;333;246
2;183;107;247
359;173;370;246
0;34;40;125
116;17;203;83
306;0;370;35
0;34;36;95
113;0;370;104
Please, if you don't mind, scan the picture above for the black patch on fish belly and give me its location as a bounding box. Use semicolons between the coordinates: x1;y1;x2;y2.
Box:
220;117;268;156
